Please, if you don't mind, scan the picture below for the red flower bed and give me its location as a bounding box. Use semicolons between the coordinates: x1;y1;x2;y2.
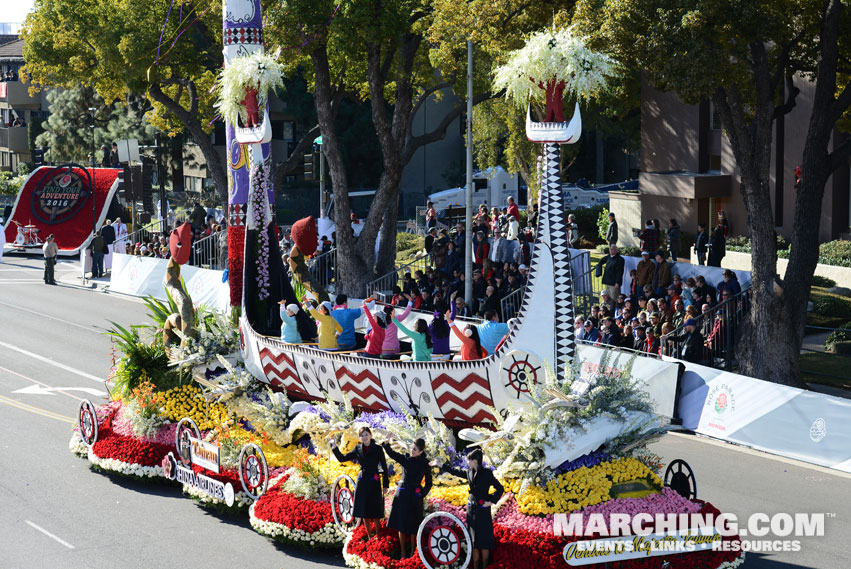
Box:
91;428;173;467
345;525;425;569
191;463;241;486
252;475;335;534
228;226;245;307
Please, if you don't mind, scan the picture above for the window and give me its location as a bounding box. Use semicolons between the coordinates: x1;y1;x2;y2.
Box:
709;102;722;130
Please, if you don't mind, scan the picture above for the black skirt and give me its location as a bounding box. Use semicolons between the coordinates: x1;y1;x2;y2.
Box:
353;474;385;519
466;499;495;550
387;486;425;534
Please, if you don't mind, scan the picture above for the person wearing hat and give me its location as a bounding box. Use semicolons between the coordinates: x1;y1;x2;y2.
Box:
600;316;621;347
644;326;661;355
595;244;624;304
635;250;655;296
648;312;663;337
303;298;343;350
579;319;601;344
277;301;303;343
599;290;615;314
42;234;58;285
662;318;705;364
632;325;647;351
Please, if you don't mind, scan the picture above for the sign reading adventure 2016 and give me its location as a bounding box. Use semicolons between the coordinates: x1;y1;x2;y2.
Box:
30;167;91;225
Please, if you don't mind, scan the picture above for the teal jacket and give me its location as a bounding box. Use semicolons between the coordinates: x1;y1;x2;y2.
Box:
393;318;433;362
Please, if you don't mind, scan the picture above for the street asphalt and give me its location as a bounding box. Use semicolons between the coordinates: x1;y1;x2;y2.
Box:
0;253;848;569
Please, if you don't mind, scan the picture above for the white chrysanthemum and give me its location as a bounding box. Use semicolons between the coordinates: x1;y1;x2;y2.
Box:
216;52;284;126
493;27;615;108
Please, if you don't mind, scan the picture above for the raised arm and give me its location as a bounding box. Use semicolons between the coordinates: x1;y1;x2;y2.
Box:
379;447;390;489
440;462;467;480
381;441;407;465
392;318;414;339
398;301;414;321
331;445;358;463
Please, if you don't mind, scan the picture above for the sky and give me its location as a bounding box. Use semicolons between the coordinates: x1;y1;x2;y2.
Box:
4;0;34;24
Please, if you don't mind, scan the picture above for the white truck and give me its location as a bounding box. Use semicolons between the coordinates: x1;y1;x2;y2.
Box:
427;167;523;214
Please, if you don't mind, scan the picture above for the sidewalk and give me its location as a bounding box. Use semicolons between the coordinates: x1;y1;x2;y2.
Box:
54;259;111;291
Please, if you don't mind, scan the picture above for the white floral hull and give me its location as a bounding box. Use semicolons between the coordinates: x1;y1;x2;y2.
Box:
68;432;89;458
87;448;165;479
183;483;254;509
249;502;345;547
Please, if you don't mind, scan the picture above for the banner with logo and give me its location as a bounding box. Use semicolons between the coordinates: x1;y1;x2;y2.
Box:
3;166;121;255
110;254;230;313
675;361;851;474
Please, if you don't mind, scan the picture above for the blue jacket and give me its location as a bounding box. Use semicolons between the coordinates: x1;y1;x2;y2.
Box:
476;321;509;355
332;307;363;349
279;309;302;344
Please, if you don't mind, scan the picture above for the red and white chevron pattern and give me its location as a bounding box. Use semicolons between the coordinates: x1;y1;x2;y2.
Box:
335;367;390;411
259;348;308;397
432;372;497;424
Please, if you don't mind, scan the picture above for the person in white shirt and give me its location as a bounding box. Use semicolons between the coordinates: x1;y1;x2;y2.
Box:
113;217;129;253
506;215;520;241
489;228;504;265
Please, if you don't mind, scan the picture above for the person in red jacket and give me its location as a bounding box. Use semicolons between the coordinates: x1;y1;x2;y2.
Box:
447;316;488;360
362;303;387;358
506;196;520;221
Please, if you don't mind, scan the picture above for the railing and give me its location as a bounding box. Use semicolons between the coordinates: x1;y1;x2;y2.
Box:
500;286;525;322
367;254;430;300
569;251;601;317
190;232;226;270
664;287;752;371
307;247;337;292
123;220;167;249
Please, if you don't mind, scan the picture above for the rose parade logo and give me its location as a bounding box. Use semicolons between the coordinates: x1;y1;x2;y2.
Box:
707;384;736;416
30;167;92;225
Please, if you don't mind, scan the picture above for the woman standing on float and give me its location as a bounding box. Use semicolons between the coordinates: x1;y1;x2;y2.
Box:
438;448;503;569
330;426;389;539
381;437;432;558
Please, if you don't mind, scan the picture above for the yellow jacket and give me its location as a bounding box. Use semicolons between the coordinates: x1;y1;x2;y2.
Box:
308;307;343;349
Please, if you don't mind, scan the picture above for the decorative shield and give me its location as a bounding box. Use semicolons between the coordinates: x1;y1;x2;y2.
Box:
664;459;697;500
77;399;98;446
417;511;472;569
174;417;201;467
238;443;269;499
331;474;361;533
499;349;543;399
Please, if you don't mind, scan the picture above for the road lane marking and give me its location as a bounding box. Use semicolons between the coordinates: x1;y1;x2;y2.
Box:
0;395;75;423
12;385;106;397
0;340;104;383
0;299;100;333
0;365;87;401
25;520;75;550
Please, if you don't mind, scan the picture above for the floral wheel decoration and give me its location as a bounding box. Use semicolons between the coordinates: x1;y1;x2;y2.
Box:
664;458;697;500
499;350;542;399
331;474;361;533
175;417;200;467
78;399;98;446
239;443;269;499
417;512;471;569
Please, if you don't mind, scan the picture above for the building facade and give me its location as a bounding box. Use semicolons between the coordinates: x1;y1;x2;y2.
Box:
612;76;850;247
0;38;50;172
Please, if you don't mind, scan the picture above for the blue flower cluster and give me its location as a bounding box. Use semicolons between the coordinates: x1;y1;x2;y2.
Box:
553;450;611;474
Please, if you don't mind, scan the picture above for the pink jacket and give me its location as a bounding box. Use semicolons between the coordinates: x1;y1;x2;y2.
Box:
381;302;413;353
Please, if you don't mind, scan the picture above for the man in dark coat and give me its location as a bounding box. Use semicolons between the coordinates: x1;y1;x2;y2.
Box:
606;212;618;245
663;318;705;363
595;244;625;302
694;223;708;265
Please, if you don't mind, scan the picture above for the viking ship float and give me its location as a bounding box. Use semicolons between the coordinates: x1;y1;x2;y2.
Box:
237;104;586;428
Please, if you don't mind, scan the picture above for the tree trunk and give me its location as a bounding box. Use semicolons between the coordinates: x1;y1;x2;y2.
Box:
148;82;227;206
712;57;807;388
311;44;375;297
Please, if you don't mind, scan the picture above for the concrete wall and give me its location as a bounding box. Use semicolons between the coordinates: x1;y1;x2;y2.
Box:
609;191;641;247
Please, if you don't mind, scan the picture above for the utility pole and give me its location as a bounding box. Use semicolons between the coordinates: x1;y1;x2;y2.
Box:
156;131;167;235
89;107;97;234
464;39;474;306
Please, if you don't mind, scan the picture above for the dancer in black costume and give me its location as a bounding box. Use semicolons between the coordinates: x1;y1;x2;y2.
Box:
381;437;433;558
331;426;389;539
438;448;503;569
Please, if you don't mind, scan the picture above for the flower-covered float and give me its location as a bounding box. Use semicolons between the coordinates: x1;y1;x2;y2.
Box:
67;5;745;569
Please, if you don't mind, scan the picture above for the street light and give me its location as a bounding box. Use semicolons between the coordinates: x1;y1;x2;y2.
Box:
464;39;473;306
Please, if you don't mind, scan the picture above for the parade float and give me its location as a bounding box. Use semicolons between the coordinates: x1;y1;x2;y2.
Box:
68;5;744;569
3;164;121;255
